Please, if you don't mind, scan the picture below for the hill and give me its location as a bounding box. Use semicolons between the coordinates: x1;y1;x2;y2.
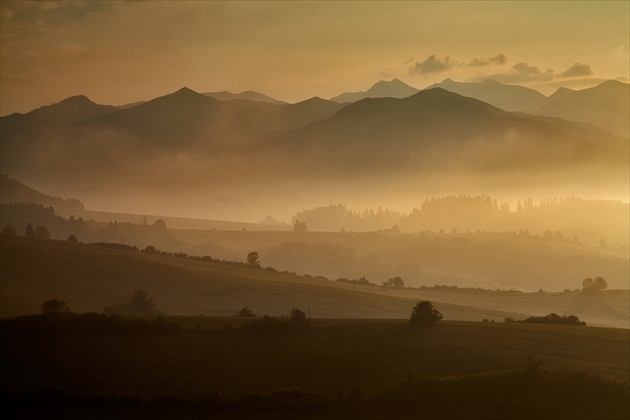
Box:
331;78;420;103
0;174;84;211
1;234;628;328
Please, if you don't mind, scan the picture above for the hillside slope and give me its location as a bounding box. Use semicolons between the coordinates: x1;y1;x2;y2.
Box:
1;235;627;328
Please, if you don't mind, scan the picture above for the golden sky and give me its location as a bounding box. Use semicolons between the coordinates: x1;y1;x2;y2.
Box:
1;1;628;115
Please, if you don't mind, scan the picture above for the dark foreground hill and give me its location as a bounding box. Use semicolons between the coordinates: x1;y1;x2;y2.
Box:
1;318;628;419
1;234;628;328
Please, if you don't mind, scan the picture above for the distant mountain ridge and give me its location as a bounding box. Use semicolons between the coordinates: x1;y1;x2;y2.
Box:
1;84;626;220
426;79;547;112
203;90;286;104
1;95;118;132
426;78;629;138
532;80;629;138
254;87;626;181
331;78;420;103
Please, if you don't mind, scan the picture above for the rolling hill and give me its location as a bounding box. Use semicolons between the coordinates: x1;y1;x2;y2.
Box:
1;234;627;328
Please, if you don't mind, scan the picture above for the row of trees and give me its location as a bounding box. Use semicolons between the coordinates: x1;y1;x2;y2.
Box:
289;196;627;248
3;222;51;239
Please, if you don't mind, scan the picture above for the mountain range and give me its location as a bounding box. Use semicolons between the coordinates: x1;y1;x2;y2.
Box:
0;79;627;219
332;78;629;138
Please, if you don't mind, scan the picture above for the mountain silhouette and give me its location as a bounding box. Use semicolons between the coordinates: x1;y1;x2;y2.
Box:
1;95;118;133
1;85;625;208
256;88;625;177
203;90;287;104
532;80;629;138
331;78;420;103
81;87;346;150
426;79;547;112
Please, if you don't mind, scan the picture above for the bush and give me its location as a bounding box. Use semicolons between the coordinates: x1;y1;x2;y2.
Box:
518;313;586;326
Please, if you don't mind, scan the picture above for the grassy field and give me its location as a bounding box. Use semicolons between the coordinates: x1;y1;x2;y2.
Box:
2;234;628;328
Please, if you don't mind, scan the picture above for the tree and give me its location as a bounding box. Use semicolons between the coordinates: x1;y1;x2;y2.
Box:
593;277;608;291
410;300;443;326
129;289;156;315
582;277;594;292
143;245;158;254
41;299;70;315
289;308;310;327
582;277;607;294
383;276;404;288
34;225;50;239
2;224;16;235
247;251;260;267
153;219;167;229
25;222;35;238
67;234;78;243
103;289;156;316
239;307;255;317
294;220;307;232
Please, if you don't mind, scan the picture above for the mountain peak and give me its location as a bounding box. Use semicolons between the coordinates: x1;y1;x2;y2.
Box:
59;95;93;104
174;87;198;95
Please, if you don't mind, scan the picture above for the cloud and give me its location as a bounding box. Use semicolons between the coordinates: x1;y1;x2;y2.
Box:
473;62;555;84
468;53;508;67
558;62;594;78
409;55;454;74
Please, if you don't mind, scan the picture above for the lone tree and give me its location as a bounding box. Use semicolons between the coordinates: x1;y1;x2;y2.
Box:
41;299;70;315
247;251;260;267
410;300;443;326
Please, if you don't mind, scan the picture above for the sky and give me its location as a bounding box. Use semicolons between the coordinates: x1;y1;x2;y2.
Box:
1;1;629;116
